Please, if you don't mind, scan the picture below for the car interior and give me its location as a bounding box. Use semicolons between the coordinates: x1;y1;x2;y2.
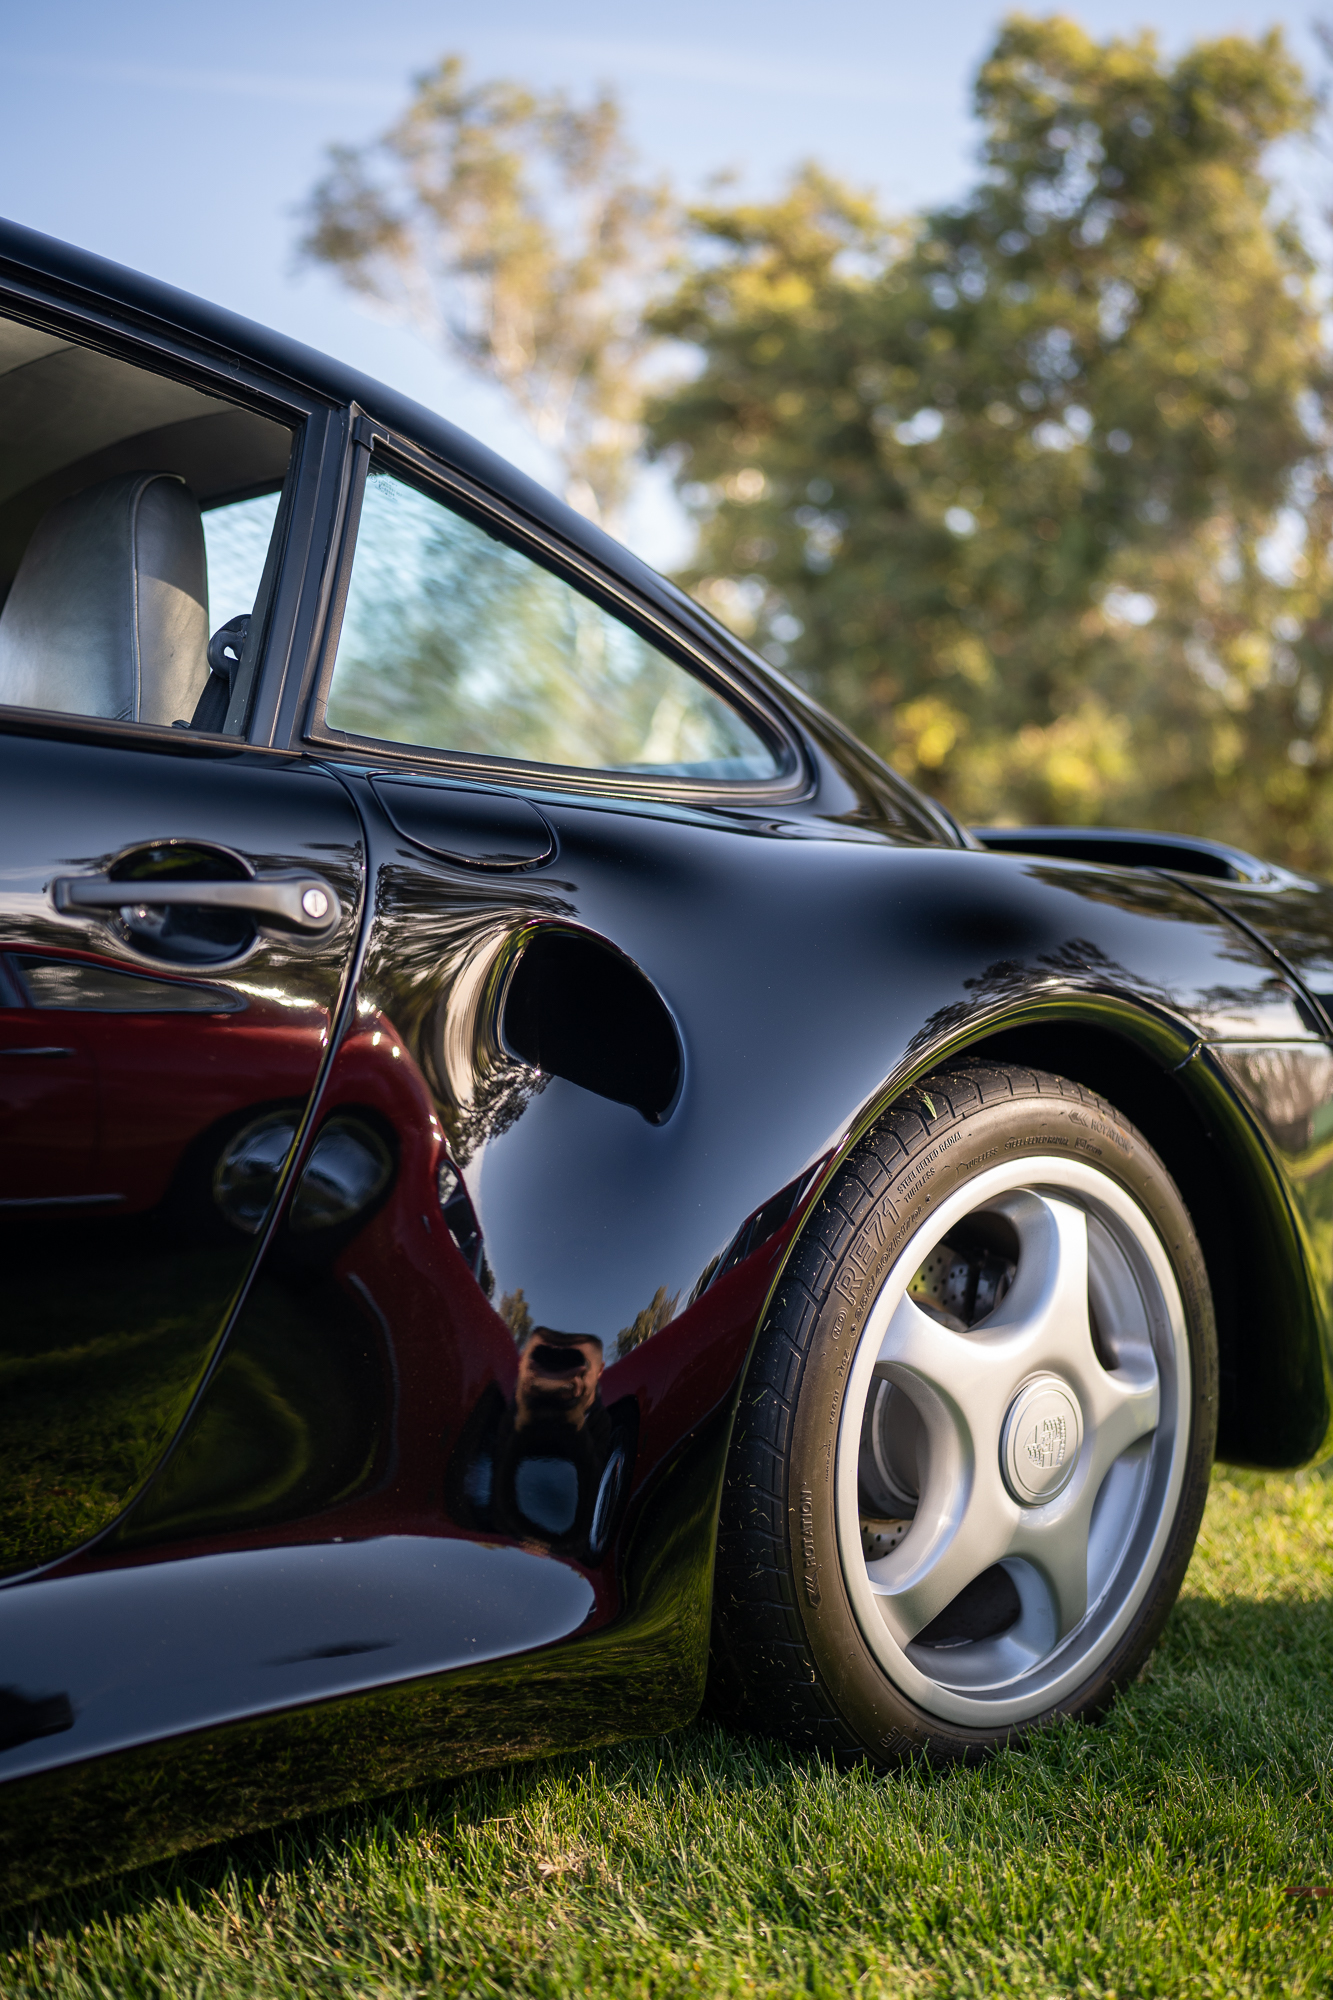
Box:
0;315;292;735
0;309;781;781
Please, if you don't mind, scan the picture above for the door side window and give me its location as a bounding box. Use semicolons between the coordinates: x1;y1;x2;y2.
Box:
321;464;782;783
203;490;283;634
0;313;292;735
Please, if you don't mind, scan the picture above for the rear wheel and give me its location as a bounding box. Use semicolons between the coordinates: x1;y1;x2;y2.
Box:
709;1062;1217;1762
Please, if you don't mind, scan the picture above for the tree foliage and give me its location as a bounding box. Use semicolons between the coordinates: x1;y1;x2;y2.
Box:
298;58;674;527
650;16;1333;866
301;20;1333;869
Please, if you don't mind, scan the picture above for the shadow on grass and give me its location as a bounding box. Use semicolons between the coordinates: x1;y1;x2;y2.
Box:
5;1584;1329;1953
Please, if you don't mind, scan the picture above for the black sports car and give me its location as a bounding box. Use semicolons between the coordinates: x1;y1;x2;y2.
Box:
1;218;1330;1905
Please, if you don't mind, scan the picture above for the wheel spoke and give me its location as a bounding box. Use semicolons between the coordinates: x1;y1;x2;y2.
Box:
874;1290;966;1387
868;1290;1016;1642
874;1291;1017;1445
868;1480;1018;1644
1011;1499;1091;1637
985;1192;1094;1369
1085;1366;1160;1479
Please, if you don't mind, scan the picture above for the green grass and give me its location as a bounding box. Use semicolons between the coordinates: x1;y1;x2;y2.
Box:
3;1465;1331;1998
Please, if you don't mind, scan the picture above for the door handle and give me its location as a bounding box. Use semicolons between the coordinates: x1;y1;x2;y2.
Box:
51;872;341;935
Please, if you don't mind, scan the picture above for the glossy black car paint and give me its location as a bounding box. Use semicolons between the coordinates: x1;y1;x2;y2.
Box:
1;218;1332;1902
0;734;364;1579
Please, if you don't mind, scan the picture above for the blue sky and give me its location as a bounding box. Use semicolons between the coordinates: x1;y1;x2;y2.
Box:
5;1;1327;565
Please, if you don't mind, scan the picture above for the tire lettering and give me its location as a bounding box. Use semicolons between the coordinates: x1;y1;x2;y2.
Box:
897;1128;960;1200
798;1487;821;1606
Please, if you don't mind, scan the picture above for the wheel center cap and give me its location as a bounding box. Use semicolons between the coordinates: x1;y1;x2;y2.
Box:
1000;1375;1083;1505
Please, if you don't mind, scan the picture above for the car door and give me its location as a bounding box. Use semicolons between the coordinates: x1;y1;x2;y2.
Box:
0;297;363;1583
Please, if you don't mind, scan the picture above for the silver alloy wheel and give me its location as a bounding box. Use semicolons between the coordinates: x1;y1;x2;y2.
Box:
835;1155;1190;1727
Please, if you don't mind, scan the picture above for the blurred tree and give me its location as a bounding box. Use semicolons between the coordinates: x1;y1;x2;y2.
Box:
298;58;674;528
649;17;1333;865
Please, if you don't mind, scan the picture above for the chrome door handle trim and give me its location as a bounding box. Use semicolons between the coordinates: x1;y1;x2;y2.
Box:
50;873;341;935
0;1046;75;1057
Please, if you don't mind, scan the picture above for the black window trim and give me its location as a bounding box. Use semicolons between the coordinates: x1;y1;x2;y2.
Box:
0;272;338;759
300;411;812;808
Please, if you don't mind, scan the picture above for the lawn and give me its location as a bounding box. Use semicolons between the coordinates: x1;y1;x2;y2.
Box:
3;1465;1331;1999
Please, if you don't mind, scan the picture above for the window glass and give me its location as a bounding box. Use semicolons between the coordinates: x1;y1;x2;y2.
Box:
324;465;781;782
203;490;282;632
0;311;291;734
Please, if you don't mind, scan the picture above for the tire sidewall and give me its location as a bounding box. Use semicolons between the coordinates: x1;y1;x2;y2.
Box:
784;1079;1217;1761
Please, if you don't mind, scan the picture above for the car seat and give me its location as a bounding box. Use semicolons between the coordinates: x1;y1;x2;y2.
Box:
0;472;209;726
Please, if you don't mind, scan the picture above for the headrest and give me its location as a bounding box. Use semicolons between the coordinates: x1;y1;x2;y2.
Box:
0;473;209;726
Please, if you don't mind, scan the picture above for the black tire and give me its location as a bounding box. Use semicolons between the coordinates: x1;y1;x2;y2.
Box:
709;1060;1218;1764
